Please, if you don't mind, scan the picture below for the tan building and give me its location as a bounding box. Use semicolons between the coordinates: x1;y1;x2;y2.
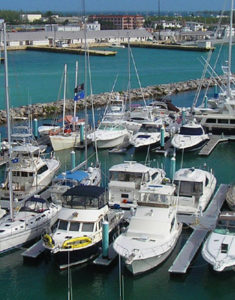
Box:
21;14;42;22
89;15;144;30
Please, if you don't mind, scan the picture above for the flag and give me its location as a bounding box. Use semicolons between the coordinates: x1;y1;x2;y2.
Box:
74;91;85;101
12;158;19;163
74;83;84;93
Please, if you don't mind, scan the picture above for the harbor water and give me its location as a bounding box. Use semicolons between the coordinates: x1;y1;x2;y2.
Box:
0;46;235;300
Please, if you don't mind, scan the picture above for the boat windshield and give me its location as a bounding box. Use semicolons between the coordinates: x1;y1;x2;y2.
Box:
139;125;160;133
179;126;203;135
174;180;203;197
215;219;235;234
110;171;144;183
20;199;49;213
99;124;125;131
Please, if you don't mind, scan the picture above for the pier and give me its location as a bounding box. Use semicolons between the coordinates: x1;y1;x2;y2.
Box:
199;135;235;156
122;41;214;52
26;46;117;56
22;240;45;259
169;184;228;274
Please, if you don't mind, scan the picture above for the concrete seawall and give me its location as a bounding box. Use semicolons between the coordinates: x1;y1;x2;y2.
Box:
0;76;227;125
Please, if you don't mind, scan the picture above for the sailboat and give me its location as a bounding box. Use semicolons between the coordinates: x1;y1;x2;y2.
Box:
194;0;235;135
0;21;61;253
49;63;85;151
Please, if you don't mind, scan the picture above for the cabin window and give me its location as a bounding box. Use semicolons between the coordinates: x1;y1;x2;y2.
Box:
151;172;159;181
37;165;49;175
206;118;216;124
82;223;94;232
218;119;228;124
58;220;68;231
121;194;129;198
21;172;28;177
180;127;203;135
174;181;203;197
69;222;80;231
230;119;235;124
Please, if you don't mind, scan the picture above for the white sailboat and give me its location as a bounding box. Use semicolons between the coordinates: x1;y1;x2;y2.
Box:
0;21;61;253
113;183;182;275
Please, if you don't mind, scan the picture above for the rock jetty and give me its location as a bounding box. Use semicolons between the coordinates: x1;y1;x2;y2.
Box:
0;76;228;124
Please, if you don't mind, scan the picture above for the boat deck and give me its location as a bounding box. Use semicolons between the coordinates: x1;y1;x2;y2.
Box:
169;184;228;274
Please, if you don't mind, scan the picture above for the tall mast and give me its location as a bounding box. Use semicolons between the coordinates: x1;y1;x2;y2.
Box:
3;22;14;220
82;0;88;169
127;36;131;109
62;64;67;132
73;61;78;131
228;0;233;99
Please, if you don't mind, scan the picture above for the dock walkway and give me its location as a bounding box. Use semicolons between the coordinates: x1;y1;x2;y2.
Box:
22;240;45;259
169;184;228;274
199;135;235;156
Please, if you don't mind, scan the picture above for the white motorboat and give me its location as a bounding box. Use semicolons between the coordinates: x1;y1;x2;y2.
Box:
202;211;235;272
108;161;166;209
113;183;182;275
226;184;235;211
0;196;61;254
171;120;209;151
0;144;60;209
130;122;169;150
173;167;217;215
49;162;101;205
43;186;123;269
87;121;131;149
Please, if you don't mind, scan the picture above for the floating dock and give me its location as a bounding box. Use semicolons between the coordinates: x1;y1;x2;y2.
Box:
26;46;117;56
199;135;235;156
93;243;118;266
169;184;228;274
22;240;45;259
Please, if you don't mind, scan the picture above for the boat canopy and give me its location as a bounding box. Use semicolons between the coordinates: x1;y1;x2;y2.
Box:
63;185;105;198
57;170;89;182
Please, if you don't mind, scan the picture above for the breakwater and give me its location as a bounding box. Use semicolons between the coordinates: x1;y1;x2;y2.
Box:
0;76;226;124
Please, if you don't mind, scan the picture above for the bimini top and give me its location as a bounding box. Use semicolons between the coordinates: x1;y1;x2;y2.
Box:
63;185;105;198
109;161;153;174
57;170;89;182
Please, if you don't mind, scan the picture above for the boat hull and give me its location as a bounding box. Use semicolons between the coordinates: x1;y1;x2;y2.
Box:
96;134;128;149
50;134;81;151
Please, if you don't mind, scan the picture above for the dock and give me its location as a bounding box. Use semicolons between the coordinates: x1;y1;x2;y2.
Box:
93;243;118;266
22;240;45;259
122;41;214;52
199;135;235;156
151;139;174;155
26;46;117;56
169;184;228;274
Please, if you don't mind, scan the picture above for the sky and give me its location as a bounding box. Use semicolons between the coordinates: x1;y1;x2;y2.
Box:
0;0;232;13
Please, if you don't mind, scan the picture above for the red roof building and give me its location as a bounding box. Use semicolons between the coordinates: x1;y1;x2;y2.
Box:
89;15;144;30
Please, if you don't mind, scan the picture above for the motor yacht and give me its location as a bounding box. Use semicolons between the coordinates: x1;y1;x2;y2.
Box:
43;186;123;269
113;183;182;275
171;120;209;151
173;167;217;215
0;144;60;209
108;161;166;209
202;211;235;272
130;121;169;150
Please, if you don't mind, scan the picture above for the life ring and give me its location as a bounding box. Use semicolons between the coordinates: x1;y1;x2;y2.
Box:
62;236;92;249
43;234;55;248
122;199;128;203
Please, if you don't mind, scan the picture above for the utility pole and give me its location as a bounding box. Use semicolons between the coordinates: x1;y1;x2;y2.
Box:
158;0;161;41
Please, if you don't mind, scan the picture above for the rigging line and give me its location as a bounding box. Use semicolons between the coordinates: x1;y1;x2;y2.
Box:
130;47;146;107
192;1;227;109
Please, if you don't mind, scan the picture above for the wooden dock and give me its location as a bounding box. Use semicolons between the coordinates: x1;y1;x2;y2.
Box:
22;240;45;259
199;135;235;156
26;46;117;56
169;184;228;274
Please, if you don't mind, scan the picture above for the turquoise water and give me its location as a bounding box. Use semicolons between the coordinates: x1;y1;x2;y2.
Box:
0;43;234;109
0;47;235;300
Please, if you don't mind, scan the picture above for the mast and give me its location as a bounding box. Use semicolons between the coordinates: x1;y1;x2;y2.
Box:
62;64;67;132
3;21;14;220
227;0;233;99
82;0;88;169
73;61;78;132
127;36;131;110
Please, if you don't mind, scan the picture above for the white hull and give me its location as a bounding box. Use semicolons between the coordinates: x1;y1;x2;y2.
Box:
0;213;58;253
50;133;81;151
96;133;128;149
125;226;182;275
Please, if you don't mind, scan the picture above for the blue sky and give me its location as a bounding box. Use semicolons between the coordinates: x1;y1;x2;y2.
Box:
0;0;231;12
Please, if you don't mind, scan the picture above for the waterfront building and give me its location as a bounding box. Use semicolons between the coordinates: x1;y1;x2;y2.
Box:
3;29;152;47
89;15;144;30
20;14;42;23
